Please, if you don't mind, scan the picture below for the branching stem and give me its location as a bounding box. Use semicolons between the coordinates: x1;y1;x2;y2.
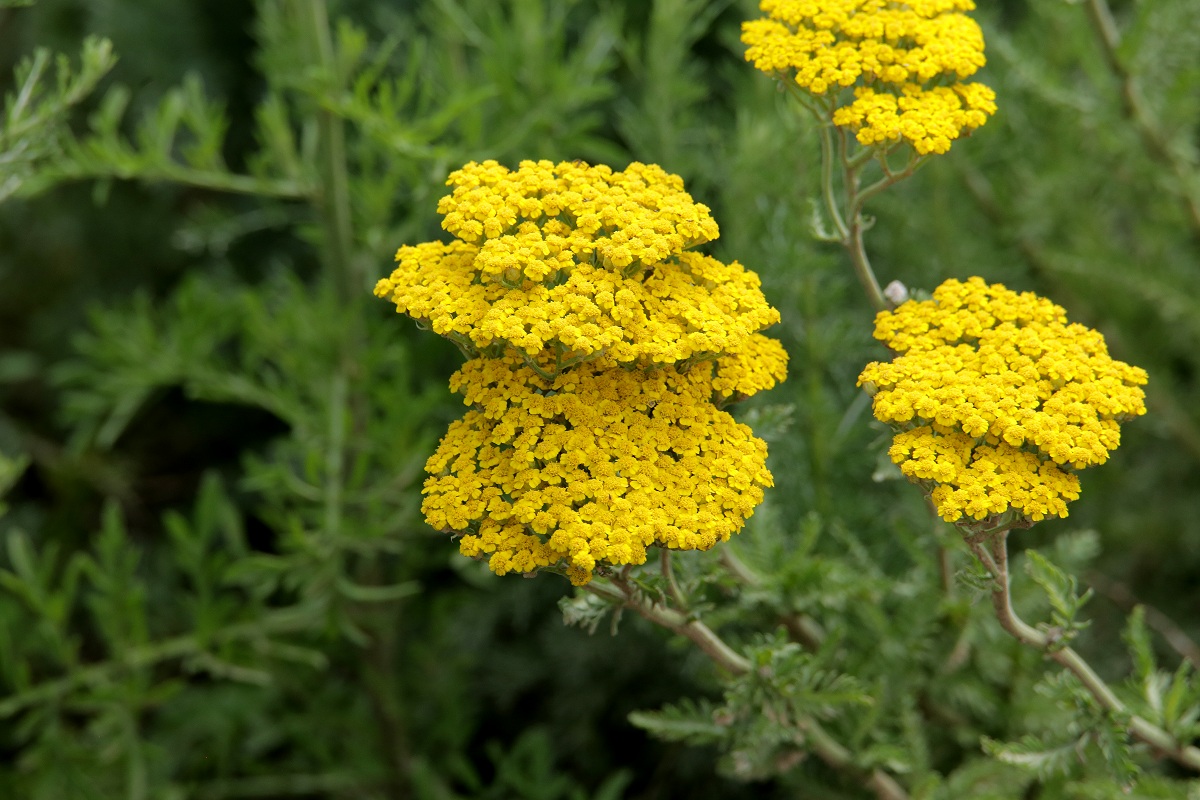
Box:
582;577;909;800
0;605;322;718
835;126;889;312
968;532;1200;772
584;578;749;673
788;82;912;313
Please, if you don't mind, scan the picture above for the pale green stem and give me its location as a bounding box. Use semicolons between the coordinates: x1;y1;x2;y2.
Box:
46;162;312;198
584;579;749;673
846;213;886;312
302;0;359;302
785;82;891;311
970;532;1200;772
855;154;927;210
583;578;909;800
1083;0;1200;233
799;720;910;800
660;549;686;610
324;372;347;540
718;546;758;585
817;115;850;240
0;605;321;718
785;83;848;241
836;124;888;312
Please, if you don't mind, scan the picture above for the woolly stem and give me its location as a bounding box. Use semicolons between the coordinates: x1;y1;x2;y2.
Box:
582;577;910;800
968;532;1200;772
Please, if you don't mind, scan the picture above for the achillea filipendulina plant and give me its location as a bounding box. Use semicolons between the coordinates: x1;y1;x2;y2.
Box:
858;277;1148;525
738;2;1200;781
741;0;997;154
376;160;787;583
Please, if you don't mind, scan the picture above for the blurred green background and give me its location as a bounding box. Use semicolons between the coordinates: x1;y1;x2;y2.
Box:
1;0;1198;797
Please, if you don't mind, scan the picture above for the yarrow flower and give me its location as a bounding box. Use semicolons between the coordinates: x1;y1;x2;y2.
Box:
377;160;788;583
858;278;1147;525
742;0;997;154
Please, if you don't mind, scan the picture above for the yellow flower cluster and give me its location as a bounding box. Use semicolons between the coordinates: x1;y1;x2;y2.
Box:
375;160;779;370
379;161;788;583
742;0;997;154
424;355;779;585
439;160;720;272
858;278;1147;524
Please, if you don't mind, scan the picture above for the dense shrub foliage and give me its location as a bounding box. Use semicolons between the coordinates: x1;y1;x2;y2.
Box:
2;1;1200;798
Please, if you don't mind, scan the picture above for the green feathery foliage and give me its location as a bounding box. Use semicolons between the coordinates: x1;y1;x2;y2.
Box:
1;0;1199;798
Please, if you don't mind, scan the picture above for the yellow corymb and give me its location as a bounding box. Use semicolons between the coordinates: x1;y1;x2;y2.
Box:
423;353;782;585
380;160;788;583
858;278;1147;524
742;0;997;154
375;160;779;373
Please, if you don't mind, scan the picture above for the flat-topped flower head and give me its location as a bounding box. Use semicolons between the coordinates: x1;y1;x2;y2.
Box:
438;160;720;276
375;163;780;373
742;0;997;154
422;355;778;585
858;277;1147;524
379;159;789;584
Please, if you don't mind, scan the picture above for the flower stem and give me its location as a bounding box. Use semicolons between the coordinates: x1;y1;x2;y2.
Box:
302;0;359;304
817;114;850;241
787;83;895;311
719;548;826;650
969;532;1200;772
583;577;909;800
1082;0;1200;234
846;212;887;312
660;549;687;610
585;578;749;673
835;126;888;312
